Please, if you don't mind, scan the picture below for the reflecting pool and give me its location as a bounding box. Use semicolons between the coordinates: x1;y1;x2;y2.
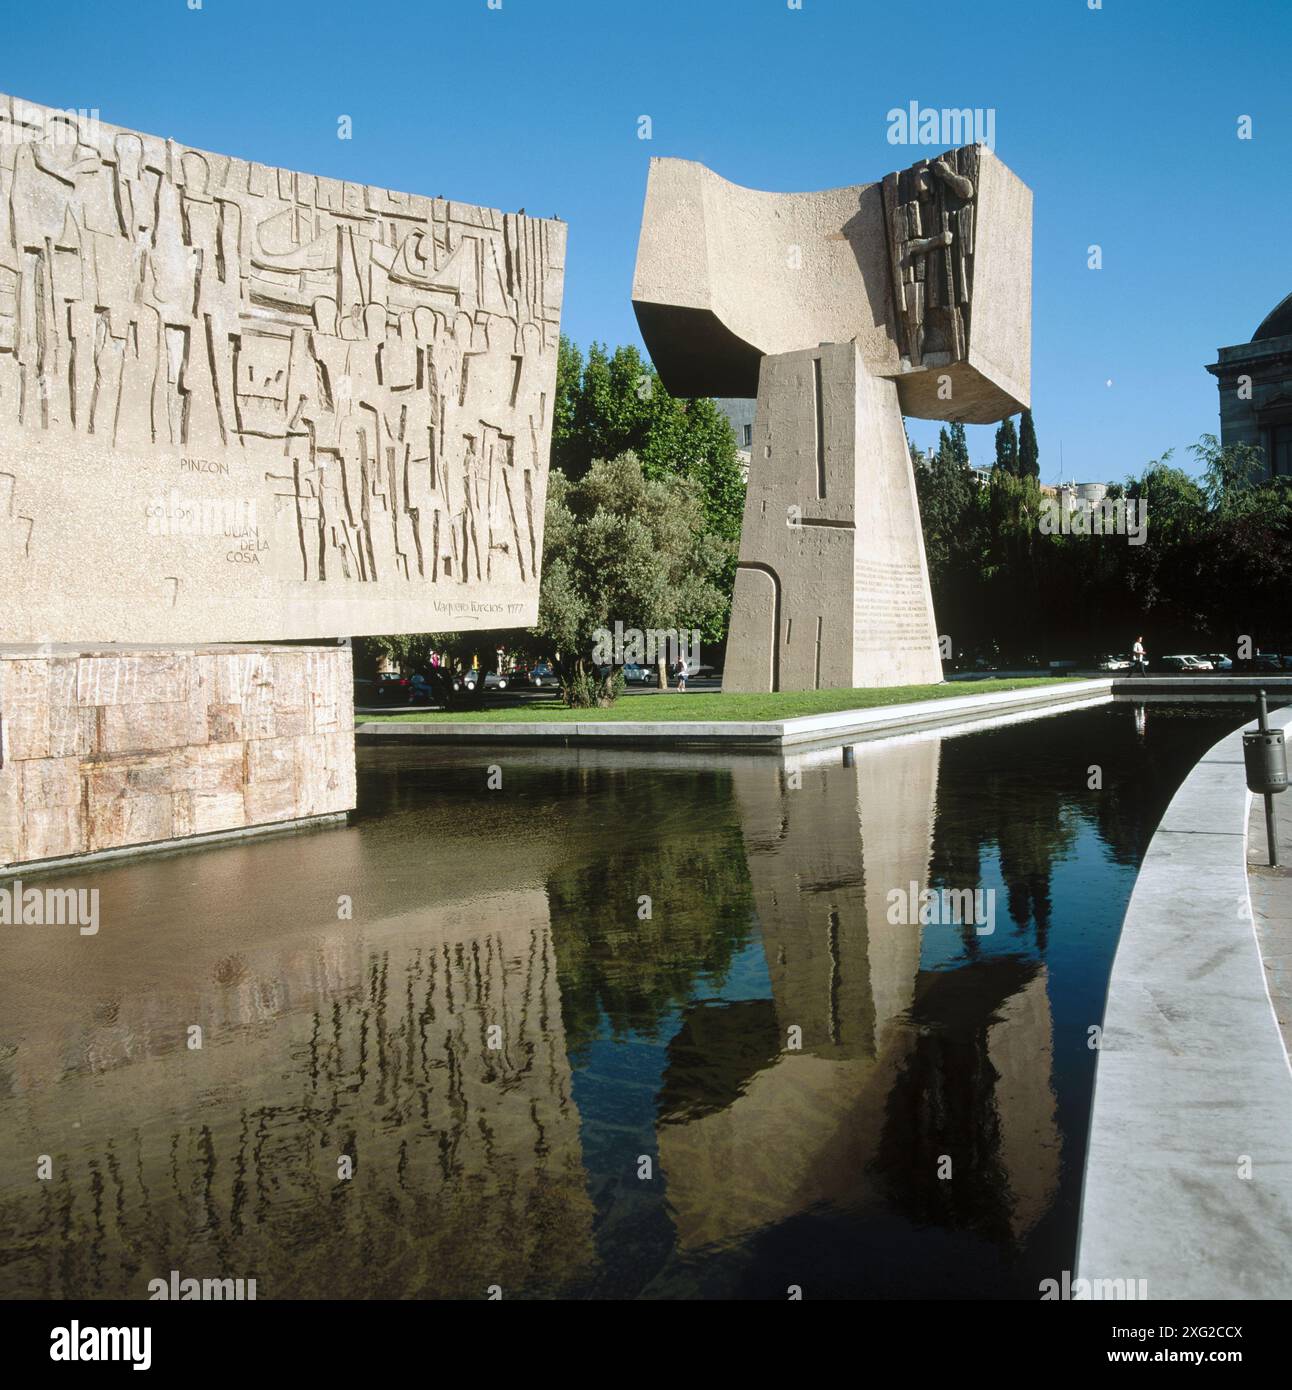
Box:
0;704;1253;1298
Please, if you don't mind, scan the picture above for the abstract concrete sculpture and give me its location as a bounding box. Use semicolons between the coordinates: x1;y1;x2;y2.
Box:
632;147;1031;691
0;95;564;867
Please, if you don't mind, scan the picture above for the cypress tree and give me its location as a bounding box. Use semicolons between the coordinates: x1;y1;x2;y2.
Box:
1018;409;1040;479
948;421;970;469
994;416;1019;475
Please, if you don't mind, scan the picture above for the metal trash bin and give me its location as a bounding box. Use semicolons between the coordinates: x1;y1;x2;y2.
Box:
1243;727;1288;795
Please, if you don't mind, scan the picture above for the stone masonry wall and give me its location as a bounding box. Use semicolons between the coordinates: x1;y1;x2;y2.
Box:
0;645;355;868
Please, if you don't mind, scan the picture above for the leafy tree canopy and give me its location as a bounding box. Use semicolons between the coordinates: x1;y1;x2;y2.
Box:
538;452;733;664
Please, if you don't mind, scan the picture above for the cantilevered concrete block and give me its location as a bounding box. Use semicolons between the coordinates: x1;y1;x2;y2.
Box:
632;148;1032;691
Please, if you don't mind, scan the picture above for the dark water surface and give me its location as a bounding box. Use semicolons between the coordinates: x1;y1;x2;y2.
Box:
0;704;1252;1299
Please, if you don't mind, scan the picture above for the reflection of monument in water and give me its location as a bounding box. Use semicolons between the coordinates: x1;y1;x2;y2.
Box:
0;739;1068;1298
0;821;596;1298
656;734;1060;1255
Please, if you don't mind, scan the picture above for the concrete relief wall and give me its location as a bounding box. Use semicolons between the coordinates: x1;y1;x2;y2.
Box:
0;95;566;646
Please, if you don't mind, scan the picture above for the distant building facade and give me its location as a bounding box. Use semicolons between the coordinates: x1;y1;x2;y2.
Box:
714;397;755;477
1206;292;1292;479
1058;481;1108;511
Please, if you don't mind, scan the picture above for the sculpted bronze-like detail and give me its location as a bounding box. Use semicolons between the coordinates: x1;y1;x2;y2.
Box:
883;146;979;371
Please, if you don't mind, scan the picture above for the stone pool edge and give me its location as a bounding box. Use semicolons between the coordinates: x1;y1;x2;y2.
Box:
355;677;1116;750
1076;706;1292;1300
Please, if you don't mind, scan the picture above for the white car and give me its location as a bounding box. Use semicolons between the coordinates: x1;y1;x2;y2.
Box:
1161;654;1213;672
1098;655;1132;671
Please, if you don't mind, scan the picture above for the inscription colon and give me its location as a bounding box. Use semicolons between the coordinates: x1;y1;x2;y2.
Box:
145;491;257;538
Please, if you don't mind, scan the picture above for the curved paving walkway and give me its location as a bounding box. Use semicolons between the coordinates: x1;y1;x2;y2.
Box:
1078;707;1292;1298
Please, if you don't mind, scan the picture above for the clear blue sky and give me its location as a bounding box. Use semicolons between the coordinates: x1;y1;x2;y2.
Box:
5;0;1287;481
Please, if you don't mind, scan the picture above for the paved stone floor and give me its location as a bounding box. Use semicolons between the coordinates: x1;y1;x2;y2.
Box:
1249;791;1292;1060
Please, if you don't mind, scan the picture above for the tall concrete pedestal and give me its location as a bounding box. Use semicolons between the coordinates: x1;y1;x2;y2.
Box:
724;343;942;693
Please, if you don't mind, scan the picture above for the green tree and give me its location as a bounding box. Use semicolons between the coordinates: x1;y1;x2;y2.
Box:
553;336;745;641
1018;409;1039;479
1190;433;1266;508
553;337;744;538
538;453;732;700
993;416;1019;475
913;427;992;660
947;421;971;469
1188;435;1292;652
552;334;584;465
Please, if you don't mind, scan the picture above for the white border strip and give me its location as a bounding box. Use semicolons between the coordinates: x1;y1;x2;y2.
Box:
1077;707;1292;1299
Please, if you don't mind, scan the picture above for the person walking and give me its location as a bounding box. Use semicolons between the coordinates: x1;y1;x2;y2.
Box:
1132;635;1147;676
675;656;688;692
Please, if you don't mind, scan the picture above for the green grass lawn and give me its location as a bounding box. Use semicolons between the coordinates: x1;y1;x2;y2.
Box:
357;677;1083;724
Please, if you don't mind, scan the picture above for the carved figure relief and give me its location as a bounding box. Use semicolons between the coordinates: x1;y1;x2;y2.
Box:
882;146;979;371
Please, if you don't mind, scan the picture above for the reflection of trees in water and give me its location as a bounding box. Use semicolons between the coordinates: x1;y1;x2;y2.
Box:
544;770;756;1056
928;707;1246;948
873;957;1056;1251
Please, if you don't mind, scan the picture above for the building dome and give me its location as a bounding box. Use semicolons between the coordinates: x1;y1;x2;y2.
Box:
1253;292;1292;342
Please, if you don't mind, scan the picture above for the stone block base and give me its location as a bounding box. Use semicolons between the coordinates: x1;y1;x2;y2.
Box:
0;644;355;870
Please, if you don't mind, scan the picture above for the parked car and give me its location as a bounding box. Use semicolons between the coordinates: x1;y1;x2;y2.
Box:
460;669;508;692
1160;654;1213;672
622;663;655;685
354;672;412;705
1202;653;1233;671
525;662;559;688
1097;655;1132;672
1254;653;1286;672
